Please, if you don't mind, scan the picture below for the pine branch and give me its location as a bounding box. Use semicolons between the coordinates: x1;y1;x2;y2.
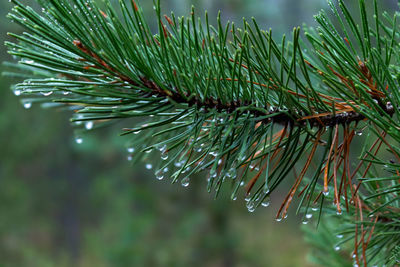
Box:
4;0;400;265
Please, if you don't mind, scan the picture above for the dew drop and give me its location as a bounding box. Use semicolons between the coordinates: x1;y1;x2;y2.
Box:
335;246;341;251
75;137;83;144
275;218;282;222
127;147;135;153
161;153;168;160
174;161;183;168
261;198;270;207
14;89;21;96
312;207;318;212
145;164;153;170
337;210;342;215
163;167;169;173
356;130;363;136
323;190;329;196
302;220;308;225
306;214;313;219
23;101;32;109
134;130;141;134
226;168;236;179
85;121;94;130
155;171;164;181
127;155;133;161
337;234;343;239
246;201;255;212
41;91;53;96
181;177;190;187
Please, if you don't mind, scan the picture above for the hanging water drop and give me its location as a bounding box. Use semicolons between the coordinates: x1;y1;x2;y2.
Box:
127;147;135;153
161;153;168;161
261;198;270;207
75;137;83;144
275;218;282;222
127;155;133;161
246;201;255;213
356;130;363;136
227;168;237;179
337;234;343;239
302;220;308;225
14;89;21;96
85;121;94;130
306;214;313;219
41;91;53;96
335;246;341;251
181;177;190;187
155;171;164;181
323;190;329;196
145;164;153;170
23;101;32;109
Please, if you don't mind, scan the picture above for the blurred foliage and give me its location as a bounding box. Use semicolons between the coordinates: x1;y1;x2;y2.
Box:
0;0;395;266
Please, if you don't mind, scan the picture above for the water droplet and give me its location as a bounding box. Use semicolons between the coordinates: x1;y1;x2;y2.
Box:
226;168;236;179
337;234;343;239
145;164;153;170
134;130;141;134
41;91;53;96
85;121;94;130
23;101;32;109
145;149;153;154
335;246;341;251
24;59;34;64
127;147;135;153
174;161;183;168
181;177;190;187
75;137;83;144
312;207;318;212
261;198;270;207
356;130;363;136
302;220;308;225
155;171;164;180
127;155;133;161
306;214;313;219
246;201;255;212
161;153;168;160
337;210;342;215
352;254;356;259
14;89;21;96
323;190;329;196
275;218;282;222
163;167;169;173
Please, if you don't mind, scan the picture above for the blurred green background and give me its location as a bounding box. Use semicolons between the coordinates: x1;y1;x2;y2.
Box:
0;0;396;266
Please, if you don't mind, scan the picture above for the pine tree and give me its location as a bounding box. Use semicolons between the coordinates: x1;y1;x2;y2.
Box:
5;0;400;266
